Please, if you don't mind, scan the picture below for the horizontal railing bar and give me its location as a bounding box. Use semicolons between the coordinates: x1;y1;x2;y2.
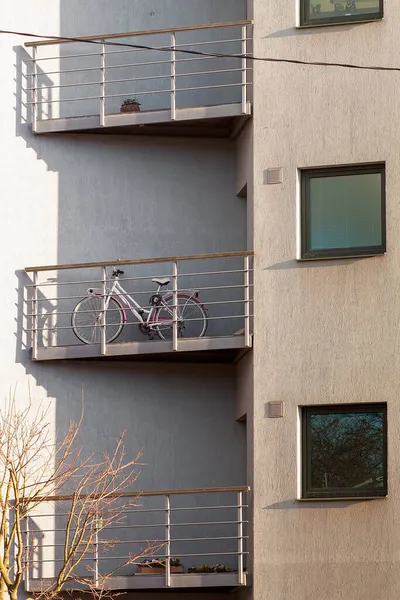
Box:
31;80;245;105
26;310;253;332
106;36;250;56
96;551;248;560
29;282;253;302
30;504;248;517
30;80;245;105
26;268;250;288
27;79;101;91
36;65;101;75
25;251;254;272
105;67;249;87
176;81;243;93
105;58;172;70
25;20;253;46
29;94;103;105
29;51;102;61
27;536;248;549
28;37;251;63
26;486;250;502
25;299;247;318
27;551;249;563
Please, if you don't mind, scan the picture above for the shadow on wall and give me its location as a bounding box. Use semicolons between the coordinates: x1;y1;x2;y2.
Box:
28;360;247;575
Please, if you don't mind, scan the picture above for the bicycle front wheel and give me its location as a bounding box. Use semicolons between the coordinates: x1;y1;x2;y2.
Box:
71;296;124;345
154;295;207;341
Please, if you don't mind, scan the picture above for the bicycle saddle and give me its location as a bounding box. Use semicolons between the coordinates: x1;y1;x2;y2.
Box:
152;278;170;286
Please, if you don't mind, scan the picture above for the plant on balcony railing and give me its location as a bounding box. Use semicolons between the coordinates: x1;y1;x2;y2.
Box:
137;558;184;574
120;97;141;113
188;564;232;573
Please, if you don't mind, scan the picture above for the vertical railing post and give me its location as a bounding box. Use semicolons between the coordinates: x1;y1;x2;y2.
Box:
24;517;30;591
94;515;100;588
170;32;176;120
244;255;251;347
172;261;178;351
32;271;38;360
32;46;37;131
241;25;247;114
100;40;106;126
101;266;107;355
165;495;171;587
237;491;244;585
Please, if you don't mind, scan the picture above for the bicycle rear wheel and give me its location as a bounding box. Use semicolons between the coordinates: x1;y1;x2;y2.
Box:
154;295;207;341
71;296;124;345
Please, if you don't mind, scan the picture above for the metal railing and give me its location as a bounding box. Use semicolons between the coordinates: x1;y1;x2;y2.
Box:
24;251;254;358
24;486;249;590
23;21;253;128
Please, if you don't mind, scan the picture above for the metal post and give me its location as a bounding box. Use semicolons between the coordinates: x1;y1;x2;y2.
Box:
172;262;178;351
101;266;107;355
244;256;251;347
94;515;99;588
241;25;247;114
32;271;38;360
237;491;244;585
32;46;37;131
100;41;106;126
170;32;176;120
24;517;30;591
165;495;171;587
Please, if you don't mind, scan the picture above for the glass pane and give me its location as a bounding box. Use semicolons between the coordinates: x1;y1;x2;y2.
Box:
309;172;382;250
309;410;384;491
304;0;381;24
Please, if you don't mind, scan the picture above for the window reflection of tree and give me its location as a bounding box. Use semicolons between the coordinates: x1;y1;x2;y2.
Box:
310;412;383;490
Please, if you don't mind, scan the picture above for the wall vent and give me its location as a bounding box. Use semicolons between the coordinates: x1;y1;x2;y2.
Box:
266;167;283;184
268;401;284;418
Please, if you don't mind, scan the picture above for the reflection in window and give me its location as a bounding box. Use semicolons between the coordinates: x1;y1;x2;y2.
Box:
301;164;386;259
302;404;387;499
301;0;383;26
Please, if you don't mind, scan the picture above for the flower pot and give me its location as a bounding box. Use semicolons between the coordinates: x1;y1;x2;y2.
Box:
137;565;183;574
120;104;141;113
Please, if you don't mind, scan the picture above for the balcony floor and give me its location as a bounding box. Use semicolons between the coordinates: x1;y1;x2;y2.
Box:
33;334;251;363
34;102;251;138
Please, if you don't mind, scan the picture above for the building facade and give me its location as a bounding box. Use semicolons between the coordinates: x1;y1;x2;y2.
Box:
0;0;395;598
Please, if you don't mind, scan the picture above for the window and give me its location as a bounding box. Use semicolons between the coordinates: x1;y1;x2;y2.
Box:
301;404;387;499
300;164;385;259
300;0;383;26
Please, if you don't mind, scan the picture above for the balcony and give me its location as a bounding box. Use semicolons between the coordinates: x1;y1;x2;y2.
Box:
24;486;250;592
25;21;252;138
24;251;253;363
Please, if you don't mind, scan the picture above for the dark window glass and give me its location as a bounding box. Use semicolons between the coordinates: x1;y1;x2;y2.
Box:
302;404;387;499
301;164;385;259
301;0;383;26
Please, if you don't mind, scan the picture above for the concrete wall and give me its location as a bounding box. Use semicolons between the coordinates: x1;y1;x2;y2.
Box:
29;0;247;120
252;1;400;599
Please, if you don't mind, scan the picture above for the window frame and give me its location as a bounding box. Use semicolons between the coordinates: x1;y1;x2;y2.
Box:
300;163;386;260
301;403;388;500
299;0;383;27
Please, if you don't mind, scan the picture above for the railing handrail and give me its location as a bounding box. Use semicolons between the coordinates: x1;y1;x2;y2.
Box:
24;20;253;48
25;250;254;273
25;485;250;503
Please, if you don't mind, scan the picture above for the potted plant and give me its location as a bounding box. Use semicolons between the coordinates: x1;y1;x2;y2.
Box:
120;97;141;113
188;564;232;573
136;558;183;574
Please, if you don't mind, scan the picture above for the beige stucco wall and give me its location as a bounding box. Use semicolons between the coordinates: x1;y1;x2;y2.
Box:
252;0;400;599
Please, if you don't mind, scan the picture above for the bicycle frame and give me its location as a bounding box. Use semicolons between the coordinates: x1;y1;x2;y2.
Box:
88;272;196;330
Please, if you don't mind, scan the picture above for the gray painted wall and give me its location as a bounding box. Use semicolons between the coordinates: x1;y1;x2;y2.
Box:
0;1;248;594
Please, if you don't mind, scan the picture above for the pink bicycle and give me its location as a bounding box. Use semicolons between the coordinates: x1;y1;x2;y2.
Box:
71;267;208;344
